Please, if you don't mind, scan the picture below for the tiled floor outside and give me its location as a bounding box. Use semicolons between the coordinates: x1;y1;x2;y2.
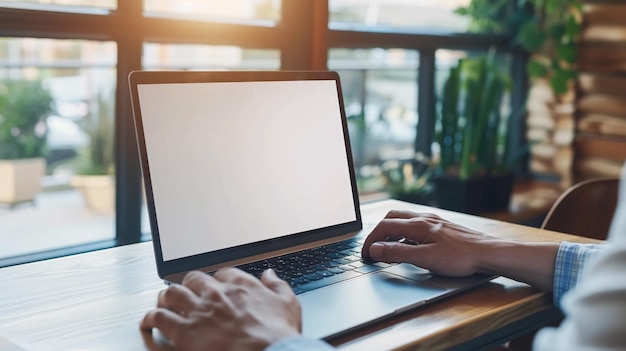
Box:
0;188;115;259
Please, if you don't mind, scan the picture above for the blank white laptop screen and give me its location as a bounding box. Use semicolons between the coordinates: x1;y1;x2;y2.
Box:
137;80;357;261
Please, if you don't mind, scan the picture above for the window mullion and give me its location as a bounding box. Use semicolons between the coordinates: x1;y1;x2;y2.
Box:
415;49;436;158
114;16;143;245
115;0;143;17
280;0;328;70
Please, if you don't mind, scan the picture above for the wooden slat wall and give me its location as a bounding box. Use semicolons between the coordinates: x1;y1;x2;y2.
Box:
526;75;576;189
576;2;626;180
527;2;626;187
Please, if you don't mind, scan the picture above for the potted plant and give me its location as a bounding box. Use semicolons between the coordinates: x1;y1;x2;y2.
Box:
381;152;435;205
0;79;52;207
71;93;115;214
433;54;514;214
457;0;583;189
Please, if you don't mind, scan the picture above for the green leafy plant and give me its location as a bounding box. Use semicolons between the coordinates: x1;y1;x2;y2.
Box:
457;0;583;95
0;79;53;160
436;54;511;180
76;93;114;175
519;0;582;95
456;0;535;35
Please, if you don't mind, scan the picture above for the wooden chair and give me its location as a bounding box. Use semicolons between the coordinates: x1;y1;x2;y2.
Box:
541;177;620;241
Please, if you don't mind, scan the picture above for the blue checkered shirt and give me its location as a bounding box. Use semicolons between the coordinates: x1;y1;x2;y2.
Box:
553;241;602;308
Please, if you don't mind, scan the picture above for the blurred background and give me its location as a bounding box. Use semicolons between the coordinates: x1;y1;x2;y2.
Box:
1;0;624;266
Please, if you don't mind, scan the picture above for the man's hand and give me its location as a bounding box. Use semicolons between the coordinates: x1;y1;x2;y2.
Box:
361;210;495;277
141;268;301;351
361;210;559;291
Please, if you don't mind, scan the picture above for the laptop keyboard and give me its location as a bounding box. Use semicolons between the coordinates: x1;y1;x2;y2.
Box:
236;237;397;294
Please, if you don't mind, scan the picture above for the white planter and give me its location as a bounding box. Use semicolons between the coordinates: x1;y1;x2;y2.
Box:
71;174;115;214
0;158;46;206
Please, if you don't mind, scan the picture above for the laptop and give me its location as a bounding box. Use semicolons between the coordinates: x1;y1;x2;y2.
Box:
128;70;493;340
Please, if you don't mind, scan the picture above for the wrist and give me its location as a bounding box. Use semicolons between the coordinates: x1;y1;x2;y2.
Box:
472;240;559;291
471;238;517;276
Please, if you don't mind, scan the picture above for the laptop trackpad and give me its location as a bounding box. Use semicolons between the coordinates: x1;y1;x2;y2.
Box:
299;271;447;340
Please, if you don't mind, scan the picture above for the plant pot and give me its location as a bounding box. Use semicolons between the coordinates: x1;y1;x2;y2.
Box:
483;173;515;212
0;158;46;207
71;174;115;214
432;175;487;215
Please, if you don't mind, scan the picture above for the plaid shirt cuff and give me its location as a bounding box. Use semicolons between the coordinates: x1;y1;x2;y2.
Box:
553;241;601;307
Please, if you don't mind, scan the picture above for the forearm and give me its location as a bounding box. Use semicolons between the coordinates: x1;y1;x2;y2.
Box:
473;240;560;292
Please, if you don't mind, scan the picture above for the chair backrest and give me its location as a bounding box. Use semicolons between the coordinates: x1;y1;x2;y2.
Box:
542;177;620;240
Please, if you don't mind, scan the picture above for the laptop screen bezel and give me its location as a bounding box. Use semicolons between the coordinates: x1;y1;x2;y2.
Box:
128;70;363;279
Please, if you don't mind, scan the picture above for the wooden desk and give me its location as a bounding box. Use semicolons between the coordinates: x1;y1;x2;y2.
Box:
0;200;599;351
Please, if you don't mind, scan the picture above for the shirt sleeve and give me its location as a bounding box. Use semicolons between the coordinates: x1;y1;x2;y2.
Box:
265;336;335;351
534;162;626;350
552;241;602;307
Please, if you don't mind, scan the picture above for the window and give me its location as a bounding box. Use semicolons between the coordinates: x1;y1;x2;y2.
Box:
329;48;418;194
144;0;281;23
143;43;280;70
0;38;116;259
329;0;471;32
0;0;115;11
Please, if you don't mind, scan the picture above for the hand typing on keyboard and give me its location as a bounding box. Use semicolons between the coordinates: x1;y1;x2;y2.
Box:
141;268;301;351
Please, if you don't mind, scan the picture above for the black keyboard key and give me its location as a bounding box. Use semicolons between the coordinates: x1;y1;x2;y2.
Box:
326;252;344;259
322;260;341;268
290;277;311;286
280;271;304;279
302;268;317;275
331;258;351;265
303;273;324;281
309;264;326;271
319;270;335;278
328;267;345;274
